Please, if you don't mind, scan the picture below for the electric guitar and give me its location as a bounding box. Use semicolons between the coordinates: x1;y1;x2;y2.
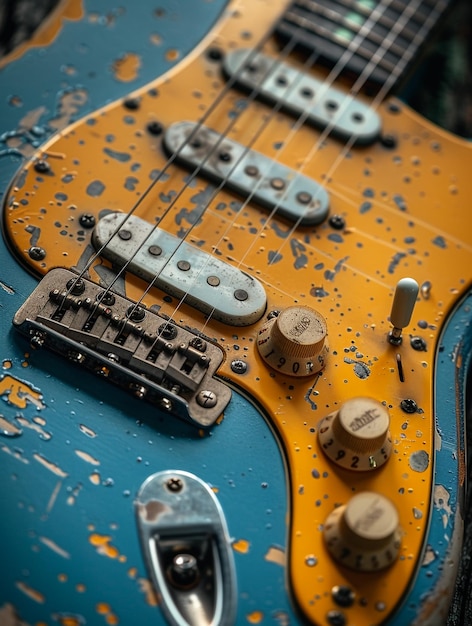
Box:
1;1;471;625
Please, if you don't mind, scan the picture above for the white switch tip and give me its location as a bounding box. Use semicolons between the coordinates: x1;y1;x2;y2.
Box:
390;277;419;330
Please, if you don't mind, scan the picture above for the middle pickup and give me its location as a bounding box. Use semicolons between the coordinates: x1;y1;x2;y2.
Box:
164;121;329;226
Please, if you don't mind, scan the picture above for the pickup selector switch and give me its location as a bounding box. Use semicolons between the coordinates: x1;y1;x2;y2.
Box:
257;306;328;376
324;492;402;572
318;397;392;471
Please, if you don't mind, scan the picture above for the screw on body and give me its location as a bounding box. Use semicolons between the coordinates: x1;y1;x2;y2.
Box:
196;390;218;408
166;477;183;492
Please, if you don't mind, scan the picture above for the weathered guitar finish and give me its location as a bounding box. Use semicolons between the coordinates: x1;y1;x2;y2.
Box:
1;1;471;625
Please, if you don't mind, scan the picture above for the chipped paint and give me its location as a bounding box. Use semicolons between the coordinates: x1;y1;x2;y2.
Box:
137;578;159;607
232;538;250;554
247;611;264;624
264;545;286;566
15;581;45;604
75;449;100;465
112;53;142;82
0;415;22;437
0;375;44;410
16;416;51;440
79;424;97;437
89;533;124;560
33;453;68;478
39;536;71;559
0;604;29;626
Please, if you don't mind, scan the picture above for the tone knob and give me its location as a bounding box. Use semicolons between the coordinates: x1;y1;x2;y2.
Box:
324;492;402;572
318;397;392;471
256;306;328;376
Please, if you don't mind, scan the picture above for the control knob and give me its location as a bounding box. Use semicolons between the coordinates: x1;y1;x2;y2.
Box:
256;306;328;376
318;397;392;471
324;492;402;572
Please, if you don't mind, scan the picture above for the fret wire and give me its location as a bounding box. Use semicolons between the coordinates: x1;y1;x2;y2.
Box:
289;3;411;61
284;10;398;73
295;0;431;46
350;0;446;95
374;0;448;91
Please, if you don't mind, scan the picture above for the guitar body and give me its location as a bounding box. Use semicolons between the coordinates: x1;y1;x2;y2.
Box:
1;1;471;626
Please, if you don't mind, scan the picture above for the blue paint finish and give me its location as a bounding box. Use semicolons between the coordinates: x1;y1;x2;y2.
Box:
388;251;406;273
390;292;472;625
433;235;447;248
86;179;106;196
393;194;408;211
103;147;131;161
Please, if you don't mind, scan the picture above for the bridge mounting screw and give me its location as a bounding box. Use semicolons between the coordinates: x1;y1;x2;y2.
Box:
30;331;46;349
166;477;183;492
231;359;247;374
196;390;218;408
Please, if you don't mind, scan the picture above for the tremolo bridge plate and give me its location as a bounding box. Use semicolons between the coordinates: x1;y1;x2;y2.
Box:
12;268;231;428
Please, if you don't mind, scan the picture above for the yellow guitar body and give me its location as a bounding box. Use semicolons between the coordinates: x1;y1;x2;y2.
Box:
3;1;472;624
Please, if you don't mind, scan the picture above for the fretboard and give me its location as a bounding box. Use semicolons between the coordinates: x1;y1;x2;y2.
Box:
276;0;452;92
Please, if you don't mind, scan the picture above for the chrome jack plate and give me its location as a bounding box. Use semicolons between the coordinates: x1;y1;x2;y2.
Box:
135;470;237;626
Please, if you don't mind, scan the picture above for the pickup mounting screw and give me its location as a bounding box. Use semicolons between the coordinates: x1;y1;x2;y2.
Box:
34;160;51;174
196;390;217;408
28;246;46;261
329;215;345;230
166;477;183;492
79;213;96;228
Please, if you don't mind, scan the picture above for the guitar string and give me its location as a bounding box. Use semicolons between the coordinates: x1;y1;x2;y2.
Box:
66;1;437;338
90;0;398;326
197;0;438;334
70;0;393;303
127;0;428;333
257;0;447;274
68;27;277;290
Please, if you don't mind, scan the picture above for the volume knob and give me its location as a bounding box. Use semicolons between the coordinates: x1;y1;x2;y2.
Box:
257;306;328;377
324;492;402;572
318;397;392;471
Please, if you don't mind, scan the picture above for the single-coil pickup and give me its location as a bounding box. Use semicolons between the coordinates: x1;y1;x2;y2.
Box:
164;121;329;226
223;49;381;145
93;212;267;326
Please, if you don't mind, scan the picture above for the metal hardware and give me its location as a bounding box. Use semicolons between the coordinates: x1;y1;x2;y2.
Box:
223;49;381;144
12;268;231;428
93;212;267;326
164;121;329;226
135;470;237;626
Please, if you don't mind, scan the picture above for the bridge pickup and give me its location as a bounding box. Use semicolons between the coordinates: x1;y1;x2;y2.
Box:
93;212;267;326
164;121;329;226
223;49;381;145
13;268;231;428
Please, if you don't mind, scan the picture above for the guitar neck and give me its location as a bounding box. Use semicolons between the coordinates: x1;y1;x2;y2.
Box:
276;0;452;92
